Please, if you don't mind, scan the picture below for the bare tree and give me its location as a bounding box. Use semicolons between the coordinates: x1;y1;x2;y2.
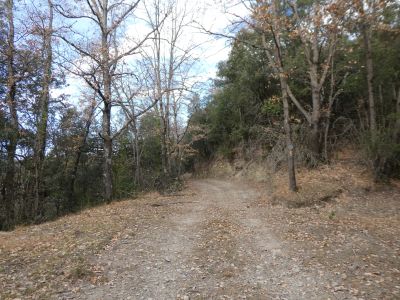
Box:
55;0;159;202
170;93;199;179
115;77;143;186
143;0;169;177
115;69;160;186
143;0;199;181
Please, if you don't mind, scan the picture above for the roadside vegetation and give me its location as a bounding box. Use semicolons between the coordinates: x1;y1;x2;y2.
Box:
0;4;399;297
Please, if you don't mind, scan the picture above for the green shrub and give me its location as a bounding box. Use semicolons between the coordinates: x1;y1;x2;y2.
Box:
359;129;400;181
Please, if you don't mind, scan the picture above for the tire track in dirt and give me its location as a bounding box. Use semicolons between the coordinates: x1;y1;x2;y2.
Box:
68;179;342;300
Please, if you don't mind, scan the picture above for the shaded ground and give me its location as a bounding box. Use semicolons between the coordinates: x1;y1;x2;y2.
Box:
1;168;399;299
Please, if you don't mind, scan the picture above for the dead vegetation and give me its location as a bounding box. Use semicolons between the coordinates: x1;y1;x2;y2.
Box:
0;155;399;299
270;163;354;208
253;160;400;299
0;192;176;299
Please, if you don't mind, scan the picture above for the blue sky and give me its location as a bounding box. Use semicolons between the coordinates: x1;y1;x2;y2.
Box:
52;0;248;104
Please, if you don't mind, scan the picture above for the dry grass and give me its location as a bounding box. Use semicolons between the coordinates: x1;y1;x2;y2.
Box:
270;162;372;208
2;156;398;299
254;159;400;299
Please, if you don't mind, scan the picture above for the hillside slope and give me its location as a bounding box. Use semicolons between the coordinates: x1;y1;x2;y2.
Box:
0;165;399;299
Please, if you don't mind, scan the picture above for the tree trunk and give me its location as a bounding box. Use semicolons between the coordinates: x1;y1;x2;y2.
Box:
160;113;169;178
134;131;141;186
310;105;321;157
33;0;53;221
155;25;168;179
135;136;141;185
165;92;171;175
394;87;400;141
310;104;321;156
173;103;181;179
361;14;376;133
129;116;141;186
271;0;297;191
102;101;113;203
309;31;322;157
323;121;331;162
165;34;175;175
177;147;183;180
281;79;297;192
101;2;113;203
68;101;95;210
1;0;17;231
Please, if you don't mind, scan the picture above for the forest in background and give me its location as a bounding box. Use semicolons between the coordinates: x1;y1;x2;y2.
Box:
1;0;399;231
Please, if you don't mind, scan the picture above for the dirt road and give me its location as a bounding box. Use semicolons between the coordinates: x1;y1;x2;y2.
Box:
1;176;398;299
69;179;344;299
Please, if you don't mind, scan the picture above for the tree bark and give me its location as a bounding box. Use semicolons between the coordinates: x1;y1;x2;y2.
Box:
281;79;297;191
309;28;322;156
364;32;376;133
310;73;321;155
154;12;168;179
160;106;169;178
102;102;113;203
101;1;113;203
270;0;297;191
360;3;377;133
1;0;17;230
33;0;53;221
